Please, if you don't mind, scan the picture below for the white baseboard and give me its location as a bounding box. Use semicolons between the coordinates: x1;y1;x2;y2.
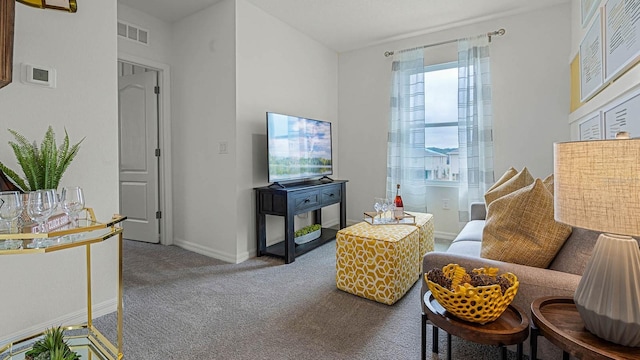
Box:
176;218;339;264
173;238;239;264
0;298;117;346
434;231;457;241
235;250;250;263
324;219;340;228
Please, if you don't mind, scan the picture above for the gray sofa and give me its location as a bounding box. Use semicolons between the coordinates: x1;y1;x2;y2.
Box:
421;202;603;359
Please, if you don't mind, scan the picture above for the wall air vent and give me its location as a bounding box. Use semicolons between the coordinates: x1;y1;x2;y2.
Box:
117;20;149;46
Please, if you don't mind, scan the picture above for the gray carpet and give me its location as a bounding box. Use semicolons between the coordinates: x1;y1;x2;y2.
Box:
94;240;526;359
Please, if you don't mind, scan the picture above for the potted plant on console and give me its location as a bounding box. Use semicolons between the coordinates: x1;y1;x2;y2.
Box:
0;126;83;232
294;224;321;245
0;126;83;192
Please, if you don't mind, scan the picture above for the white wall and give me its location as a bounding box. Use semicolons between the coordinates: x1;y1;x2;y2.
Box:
116;1;574;259
115;0;339;263
117;3;172;65
236;0;339;260
0;2;119;343
170;0;239;262
338;3;571;238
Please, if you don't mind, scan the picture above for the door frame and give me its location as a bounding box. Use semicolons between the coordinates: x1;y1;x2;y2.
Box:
117;52;173;246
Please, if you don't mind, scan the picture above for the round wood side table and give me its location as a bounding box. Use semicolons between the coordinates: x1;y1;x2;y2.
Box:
422;290;530;360
530;296;640;360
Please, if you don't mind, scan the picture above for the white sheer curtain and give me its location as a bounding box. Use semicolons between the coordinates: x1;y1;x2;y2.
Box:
386;49;428;211
457;35;494;224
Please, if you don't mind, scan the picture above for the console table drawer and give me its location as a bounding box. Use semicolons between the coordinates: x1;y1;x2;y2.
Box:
321;186;342;205
257;192;286;214
292;190;321;212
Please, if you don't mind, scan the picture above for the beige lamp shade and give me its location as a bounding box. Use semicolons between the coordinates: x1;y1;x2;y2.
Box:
554;138;640;236
554;137;640;347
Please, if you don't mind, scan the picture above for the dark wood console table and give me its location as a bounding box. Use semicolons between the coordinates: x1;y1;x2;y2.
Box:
255;180;347;263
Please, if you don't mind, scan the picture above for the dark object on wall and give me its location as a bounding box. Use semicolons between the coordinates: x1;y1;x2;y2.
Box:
17;0;77;13
0;169;21;192
0;0;77;91
0;0;15;89
266;112;334;185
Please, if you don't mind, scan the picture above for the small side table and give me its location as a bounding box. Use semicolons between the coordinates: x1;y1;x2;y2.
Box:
530;296;640;360
422;291;530;360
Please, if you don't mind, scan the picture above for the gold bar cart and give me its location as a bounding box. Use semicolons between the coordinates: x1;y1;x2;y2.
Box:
0;208;126;360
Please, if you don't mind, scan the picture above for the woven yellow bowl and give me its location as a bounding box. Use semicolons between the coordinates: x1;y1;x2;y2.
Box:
425;264;519;324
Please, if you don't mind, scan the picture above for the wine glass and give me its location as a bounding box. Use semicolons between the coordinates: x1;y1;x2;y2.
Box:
0;191;23;249
61;186;85;227
380;198;389;223
387;201;396;223
374;197;384;223
27;189;57;237
0;191;23;232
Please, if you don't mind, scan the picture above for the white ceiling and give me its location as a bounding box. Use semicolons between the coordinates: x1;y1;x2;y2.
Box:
117;0;569;52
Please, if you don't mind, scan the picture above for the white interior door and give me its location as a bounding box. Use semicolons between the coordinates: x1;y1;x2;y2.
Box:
118;70;159;243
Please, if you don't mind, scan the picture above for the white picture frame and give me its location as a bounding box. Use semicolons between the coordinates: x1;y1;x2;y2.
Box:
580;11;604;102
582;0;600;27
604;0;640;82
578;112;603;140
602;88;640;139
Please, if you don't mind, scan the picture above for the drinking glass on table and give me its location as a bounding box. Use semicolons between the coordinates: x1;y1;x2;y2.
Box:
387;201;396;223
380;198;389;223
61;186;85;227
26;189;57;247
374;197;384;223
0;191;23;233
0;191;24;249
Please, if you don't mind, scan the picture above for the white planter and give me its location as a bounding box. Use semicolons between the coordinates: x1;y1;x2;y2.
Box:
294;229;321;245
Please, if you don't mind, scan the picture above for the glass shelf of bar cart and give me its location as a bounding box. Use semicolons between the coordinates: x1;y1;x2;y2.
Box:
0;208;127;360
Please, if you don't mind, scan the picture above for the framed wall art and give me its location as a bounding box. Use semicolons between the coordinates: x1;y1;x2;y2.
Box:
604;0;640;82
582;0;600;27
578;112;603;140
580;11;604;102
603;88;640;139
0;0;15;89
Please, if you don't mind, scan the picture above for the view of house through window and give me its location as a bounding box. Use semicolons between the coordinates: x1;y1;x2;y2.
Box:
424;61;459;183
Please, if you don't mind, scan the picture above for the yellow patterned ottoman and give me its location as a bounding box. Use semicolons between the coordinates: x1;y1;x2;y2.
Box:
336;221;420;305
406;212;435;272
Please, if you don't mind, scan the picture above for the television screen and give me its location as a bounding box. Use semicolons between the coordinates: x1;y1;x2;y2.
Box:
267;112;333;183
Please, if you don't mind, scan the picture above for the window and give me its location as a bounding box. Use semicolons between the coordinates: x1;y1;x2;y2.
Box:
424;61;459;183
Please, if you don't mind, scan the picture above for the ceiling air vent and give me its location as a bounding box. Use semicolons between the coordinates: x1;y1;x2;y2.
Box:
117;20;149;46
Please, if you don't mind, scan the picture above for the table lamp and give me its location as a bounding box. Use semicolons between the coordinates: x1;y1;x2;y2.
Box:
554;134;640;347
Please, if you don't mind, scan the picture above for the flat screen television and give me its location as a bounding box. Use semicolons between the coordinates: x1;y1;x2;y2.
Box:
267;112;333;184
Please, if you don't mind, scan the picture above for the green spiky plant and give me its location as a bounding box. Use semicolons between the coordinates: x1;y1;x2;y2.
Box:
25;326;80;360
294;224;321;238
0;126;84;192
